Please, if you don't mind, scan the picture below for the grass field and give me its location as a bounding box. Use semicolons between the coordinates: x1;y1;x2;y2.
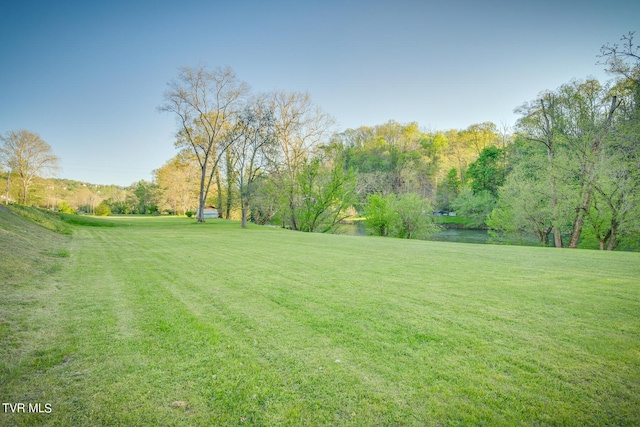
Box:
1;208;639;426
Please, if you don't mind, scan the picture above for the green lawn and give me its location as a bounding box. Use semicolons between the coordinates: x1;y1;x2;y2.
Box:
2;210;639;426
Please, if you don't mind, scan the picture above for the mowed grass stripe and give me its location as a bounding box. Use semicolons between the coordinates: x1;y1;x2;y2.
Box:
70;224;409;424
2;216;639;426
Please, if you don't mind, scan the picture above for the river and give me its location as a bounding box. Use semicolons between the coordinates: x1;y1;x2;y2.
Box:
335;222;512;245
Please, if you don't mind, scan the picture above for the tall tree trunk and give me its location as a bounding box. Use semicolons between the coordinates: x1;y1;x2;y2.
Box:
240;182;250;228
4;173;10;205
289;199;297;230
288;185;298;230
550;175;563;248
215;168;223;218
197;165;207;223
540;99;563;248
22;180;28;205
286;171;298;230
225;180;233;219
607;220;619;251
224;149;233;219
548;147;563;248
568;191;591;248
569;96;619;248
241;208;247;228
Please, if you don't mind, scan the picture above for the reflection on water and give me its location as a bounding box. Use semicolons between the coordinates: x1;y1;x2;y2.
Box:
429;228;490;244
335;223;494;245
334;222;367;236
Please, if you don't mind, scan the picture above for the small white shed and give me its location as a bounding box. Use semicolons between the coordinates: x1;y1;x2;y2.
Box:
196;206;219;219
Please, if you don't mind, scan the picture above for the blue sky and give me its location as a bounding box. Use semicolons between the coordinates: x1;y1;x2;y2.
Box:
1;0;637;186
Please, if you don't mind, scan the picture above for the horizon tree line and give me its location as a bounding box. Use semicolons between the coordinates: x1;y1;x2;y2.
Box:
2;32;638;249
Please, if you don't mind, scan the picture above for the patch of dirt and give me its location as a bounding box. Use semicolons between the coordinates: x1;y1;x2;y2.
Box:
169;401;189;411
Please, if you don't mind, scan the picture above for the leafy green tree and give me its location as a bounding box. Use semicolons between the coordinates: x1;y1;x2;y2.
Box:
514;91;566;247
584;137;640;250
107;196;137;215
487;165;556;245
363;193;395;236
249;175;285;225
335;121;438;204
436;168;461;211
153;154;199;215
459;122;500;156
589;32;640;249
443;128;475;184
556;80;622;248
392;193;439;239
294;154;357;233
467;146;505;197
487;135;578;245
451;187;496;228
132;180;160;214
513;78;624;248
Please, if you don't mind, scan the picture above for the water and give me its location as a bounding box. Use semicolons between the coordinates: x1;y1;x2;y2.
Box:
334;223;492;244
334;222;367;236
429;228;491;244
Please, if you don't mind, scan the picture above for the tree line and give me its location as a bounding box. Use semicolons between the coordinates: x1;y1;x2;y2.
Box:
488;33;640;250
2;32;638;250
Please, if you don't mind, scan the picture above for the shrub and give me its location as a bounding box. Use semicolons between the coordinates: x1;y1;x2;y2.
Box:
451;187;496;228
57;201;76;214
392;193;440;239
364;193;440;239
94;201;111;216
363;194;395;236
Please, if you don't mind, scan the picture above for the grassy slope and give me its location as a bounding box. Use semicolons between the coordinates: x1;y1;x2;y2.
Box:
1;214;639;426
0;204;71;288
0;206;72;424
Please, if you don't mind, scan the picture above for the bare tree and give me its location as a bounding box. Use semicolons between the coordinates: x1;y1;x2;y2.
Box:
498;120;513;147
0;130;60;205
159;66;248;222
599;31;640;85
233;94;277;228
269;91;334;230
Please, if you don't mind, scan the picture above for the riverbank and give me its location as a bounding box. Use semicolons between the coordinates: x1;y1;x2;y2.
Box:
335;221;497;245
338;216;495;244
